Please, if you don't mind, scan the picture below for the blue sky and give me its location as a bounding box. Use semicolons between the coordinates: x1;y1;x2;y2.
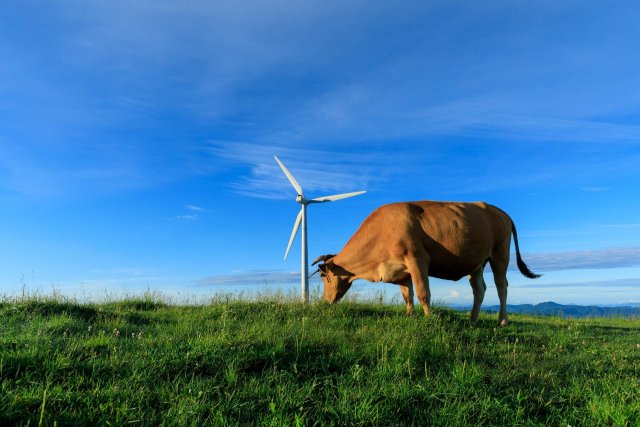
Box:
1;0;639;305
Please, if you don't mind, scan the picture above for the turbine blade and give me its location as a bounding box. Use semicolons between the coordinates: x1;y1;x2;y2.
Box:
274;155;303;196
312;190;366;203
284;209;303;260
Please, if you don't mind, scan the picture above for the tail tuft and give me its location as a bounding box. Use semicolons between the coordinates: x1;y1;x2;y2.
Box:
517;256;542;279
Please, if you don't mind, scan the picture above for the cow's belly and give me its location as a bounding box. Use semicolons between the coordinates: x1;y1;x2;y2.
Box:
428;269;468;281
371;256;484;284
428;260;481;281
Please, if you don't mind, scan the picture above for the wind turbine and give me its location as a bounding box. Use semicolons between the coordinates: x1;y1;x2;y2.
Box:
274;155;366;303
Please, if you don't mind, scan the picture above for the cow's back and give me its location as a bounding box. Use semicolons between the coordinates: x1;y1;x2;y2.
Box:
384;201;511;280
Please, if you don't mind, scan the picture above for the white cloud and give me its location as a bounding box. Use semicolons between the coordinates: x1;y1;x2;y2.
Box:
449;290;461;298
514;246;640;273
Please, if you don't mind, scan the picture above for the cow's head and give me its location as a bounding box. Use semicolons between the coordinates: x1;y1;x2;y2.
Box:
312;254;353;303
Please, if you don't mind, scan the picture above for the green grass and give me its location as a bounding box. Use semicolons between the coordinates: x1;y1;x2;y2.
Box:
1;295;639;426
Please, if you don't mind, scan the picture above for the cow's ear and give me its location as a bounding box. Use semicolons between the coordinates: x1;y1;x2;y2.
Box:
311;254;336;266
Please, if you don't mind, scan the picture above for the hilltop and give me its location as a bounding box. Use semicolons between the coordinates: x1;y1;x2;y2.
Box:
1;297;639;425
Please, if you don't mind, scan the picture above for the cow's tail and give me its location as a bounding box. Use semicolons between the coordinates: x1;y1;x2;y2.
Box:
511;221;542;279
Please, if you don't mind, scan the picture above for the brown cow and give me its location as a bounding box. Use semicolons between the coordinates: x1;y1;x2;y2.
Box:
312;200;540;326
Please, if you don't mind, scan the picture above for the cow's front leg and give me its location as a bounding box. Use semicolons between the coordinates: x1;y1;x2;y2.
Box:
407;254;431;316
399;280;414;317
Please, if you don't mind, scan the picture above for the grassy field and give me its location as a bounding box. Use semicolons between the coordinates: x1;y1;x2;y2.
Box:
1;295;639;426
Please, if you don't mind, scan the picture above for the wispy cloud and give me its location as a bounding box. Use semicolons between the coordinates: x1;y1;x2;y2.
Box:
514;246;640;273
173;205;206;220
519;223;640;239
196;270;300;287
582;186;609;192
510;277;640;289
90;267;163;277
206;141;407;199
414;111;640;145
176;214;198;221
600;223;640;229
3;1;640;201
0;139;176;198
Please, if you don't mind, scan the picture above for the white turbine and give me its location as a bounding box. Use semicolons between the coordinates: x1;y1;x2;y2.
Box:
274;155;366;303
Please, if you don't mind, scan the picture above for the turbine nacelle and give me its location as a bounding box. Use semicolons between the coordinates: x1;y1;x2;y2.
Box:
274;155;366;303
294;193;366;205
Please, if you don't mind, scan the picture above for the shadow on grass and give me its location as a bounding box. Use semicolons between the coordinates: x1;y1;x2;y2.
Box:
575;324;640;333
104;298;169;312
0;298;160;328
333;304;395;319
3;299;100;322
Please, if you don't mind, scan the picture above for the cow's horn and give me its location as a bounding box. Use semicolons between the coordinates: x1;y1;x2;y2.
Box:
311;254;336;266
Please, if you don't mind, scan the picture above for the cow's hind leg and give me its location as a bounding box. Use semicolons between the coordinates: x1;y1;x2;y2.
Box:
468;265;487;325
490;246;510;327
406;253;431;316
399;280;414;317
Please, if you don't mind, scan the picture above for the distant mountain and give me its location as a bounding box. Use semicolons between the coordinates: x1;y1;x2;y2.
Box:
455;301;640;318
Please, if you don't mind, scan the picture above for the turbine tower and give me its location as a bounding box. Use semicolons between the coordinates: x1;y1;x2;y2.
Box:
274;155;366;303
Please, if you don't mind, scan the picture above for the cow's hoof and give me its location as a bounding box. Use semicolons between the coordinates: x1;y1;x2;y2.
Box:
498;318;509;327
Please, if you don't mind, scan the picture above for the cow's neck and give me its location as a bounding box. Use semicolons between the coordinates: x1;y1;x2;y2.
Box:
332;235;381;283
